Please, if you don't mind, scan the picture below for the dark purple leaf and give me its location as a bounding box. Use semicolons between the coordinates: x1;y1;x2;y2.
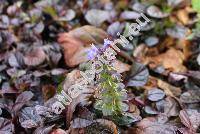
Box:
0;65;7;72
180;109;200;132
51;68;67;75
120;11;141;20
19;107;43;129
167;0;184;7
59;9;76;21
33;125;55;134
12;91;34;112
147;5;169;18
35;105;52;117
49;51;62;66
145;36;159;47
33;21;44;34
0;82;18;94
164;96;180;117
71;118;93;129
132;3;146;13
107;21;124;37
144;106;159;115
0;118;14;134
168;73;188;83
0;15;9;28
85;9;110;27
156;100;165;112
127;62;149;87
166;25;189;39
147;88;165;102
180;90;200;104
136;116;178;134
24;47;46;66
8;54;20;67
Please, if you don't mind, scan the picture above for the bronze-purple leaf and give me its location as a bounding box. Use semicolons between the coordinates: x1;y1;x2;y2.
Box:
127;62;149;87
24;47;46;66
0;118;14;134
147;88;165;102
12;91;34;112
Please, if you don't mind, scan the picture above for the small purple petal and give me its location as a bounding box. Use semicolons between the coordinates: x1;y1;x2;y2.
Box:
87;47;98;60
103;39;113;48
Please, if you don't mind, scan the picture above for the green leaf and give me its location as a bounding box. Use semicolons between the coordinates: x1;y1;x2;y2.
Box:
57;83;63;94
192;0;200;13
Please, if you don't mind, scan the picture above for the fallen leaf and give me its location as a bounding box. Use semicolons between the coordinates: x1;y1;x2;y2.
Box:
133;43;148;58
42;85;56;101
35;105;52;118
112;60;131;73
62;70;95;127
144;48;186;72
157;79;182;96
96;119;118;134
177;9;189;25
58;25;109;67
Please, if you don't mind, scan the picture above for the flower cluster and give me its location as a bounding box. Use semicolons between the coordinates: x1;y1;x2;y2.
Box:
51;39;119;114
87;39;127;116
51;13;151;115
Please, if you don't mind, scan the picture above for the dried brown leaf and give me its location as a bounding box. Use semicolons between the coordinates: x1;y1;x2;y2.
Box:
144;48;186;72
58;25;108;67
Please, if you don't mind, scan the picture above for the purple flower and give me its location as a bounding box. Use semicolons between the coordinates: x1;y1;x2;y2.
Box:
87;44;99;60
87;39;113;60
103;39;113;49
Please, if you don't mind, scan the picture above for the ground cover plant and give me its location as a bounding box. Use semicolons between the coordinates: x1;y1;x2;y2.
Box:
0;0;200;134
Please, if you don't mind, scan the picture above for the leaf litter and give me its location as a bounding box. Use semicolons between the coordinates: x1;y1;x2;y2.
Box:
0;0;200;133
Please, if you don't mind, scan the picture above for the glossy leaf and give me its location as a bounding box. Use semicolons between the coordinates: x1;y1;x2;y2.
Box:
127;62;149;87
